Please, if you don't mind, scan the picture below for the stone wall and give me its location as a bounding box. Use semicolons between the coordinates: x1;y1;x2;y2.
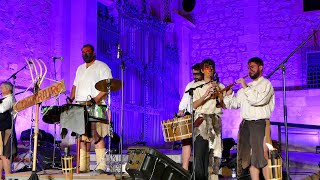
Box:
0;0;59;139
191;0;320;150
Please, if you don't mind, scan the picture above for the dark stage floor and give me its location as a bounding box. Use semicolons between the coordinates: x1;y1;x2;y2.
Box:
10;142;320;180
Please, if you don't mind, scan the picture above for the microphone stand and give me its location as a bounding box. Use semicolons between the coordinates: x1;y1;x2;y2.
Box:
117;45;124;180
6;62;29;173
266;30;317;180
6;63;30;82
185;82;211;180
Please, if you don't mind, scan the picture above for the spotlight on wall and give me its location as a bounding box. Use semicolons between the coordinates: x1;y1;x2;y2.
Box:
182;0;196;12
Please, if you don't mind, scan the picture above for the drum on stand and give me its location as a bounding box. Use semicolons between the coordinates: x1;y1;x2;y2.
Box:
87;104;109;123
161;115;192;142
42;106;62;124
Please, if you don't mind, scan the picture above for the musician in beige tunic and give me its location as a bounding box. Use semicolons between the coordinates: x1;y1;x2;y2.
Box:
193;59;225;180
224;57;275;180
68;44;112;174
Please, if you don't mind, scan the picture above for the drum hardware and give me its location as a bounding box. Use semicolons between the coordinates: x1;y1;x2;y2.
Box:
52;55;61;169
92;59;124;177
91;79;123;175
41;104;67;169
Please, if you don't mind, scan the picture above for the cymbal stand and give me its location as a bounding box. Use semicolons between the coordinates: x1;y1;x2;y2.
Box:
51;57;60;168
92;83;121;175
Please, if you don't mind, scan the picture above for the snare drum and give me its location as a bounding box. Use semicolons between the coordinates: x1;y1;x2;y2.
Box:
161;115;192;142
86;104;109;123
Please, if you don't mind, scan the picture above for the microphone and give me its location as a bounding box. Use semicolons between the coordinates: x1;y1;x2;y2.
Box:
213;73;219;83
52;56;64;60
117;44;122;59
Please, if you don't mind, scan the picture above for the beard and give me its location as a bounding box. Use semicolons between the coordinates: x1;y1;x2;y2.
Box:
250;71;261;80
83;53;95;63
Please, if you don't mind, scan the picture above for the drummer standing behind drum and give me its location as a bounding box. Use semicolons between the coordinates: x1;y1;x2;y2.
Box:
68;44;112;174
177;63;203;171
193;59;225;180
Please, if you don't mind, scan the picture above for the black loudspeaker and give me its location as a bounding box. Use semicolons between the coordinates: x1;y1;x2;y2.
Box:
304;0;320;11
37;141;62;169
182;0;196;12
126;146;191;180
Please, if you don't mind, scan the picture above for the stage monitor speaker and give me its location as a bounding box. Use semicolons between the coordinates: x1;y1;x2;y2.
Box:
126;146;191;180
304;0;320;11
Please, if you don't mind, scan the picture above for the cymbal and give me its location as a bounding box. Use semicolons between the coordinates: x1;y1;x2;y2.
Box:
95;79;122;92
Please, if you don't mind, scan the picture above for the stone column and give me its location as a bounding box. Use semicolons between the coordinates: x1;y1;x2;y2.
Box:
172;11;195;97
59;0;98;91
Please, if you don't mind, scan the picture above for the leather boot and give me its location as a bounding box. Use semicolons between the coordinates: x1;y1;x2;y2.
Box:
95;148;106;174
79;149;89;173
86;151;90;171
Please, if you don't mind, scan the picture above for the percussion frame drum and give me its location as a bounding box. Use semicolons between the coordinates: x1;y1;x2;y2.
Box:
161;115;192;142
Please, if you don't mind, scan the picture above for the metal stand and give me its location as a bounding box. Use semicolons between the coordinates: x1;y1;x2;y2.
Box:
51;57;60;168
119;44;125;180
117;2;125;176
9;75;17;173
76;134;80;174
91;123;120;175
281;65;289;180
266;30;318;180
91;83;120;175
188;91;195;180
